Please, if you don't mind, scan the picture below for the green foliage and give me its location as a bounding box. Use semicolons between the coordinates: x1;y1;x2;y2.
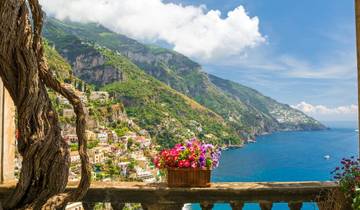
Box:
104;159;120;178
123;204;142;210
332;157;360;207
115;127;129;137
147;44;171;54
69;143;77;151
44;41;73;82
128;159;136;170
94;172;105;181
127;138;134;149
88;139;100;149
353;191;360;210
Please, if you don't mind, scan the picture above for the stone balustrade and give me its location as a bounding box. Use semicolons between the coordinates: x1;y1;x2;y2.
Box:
0;181;349;210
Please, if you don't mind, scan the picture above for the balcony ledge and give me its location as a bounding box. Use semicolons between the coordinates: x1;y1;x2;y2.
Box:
0;181;339;204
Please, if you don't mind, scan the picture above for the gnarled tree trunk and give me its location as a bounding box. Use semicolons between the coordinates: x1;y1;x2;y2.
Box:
0;0;91;209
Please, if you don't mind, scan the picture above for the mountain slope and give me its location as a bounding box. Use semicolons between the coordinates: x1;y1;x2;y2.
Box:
208;74;324;130
44;41;72;82
43;33;240;147
43;17;326;141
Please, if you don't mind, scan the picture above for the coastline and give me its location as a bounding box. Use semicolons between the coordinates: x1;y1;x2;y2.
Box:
221;125;329;151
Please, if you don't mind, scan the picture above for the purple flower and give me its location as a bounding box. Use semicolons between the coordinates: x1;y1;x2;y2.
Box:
155;138;221;170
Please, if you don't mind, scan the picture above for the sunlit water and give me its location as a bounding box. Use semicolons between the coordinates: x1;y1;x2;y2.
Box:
192;121;358;210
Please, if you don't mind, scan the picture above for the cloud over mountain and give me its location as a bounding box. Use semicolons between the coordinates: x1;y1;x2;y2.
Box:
40;0;265;61
292;101;358;121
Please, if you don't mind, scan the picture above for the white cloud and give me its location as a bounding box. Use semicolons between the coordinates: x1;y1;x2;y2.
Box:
278;53;356;79
40;0;265;61
292;101;358;121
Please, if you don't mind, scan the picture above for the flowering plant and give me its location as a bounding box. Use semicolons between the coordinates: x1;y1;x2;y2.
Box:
153;139;221;170
332;156;360;209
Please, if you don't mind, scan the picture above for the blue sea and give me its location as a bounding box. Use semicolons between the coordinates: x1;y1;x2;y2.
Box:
192;121;358;210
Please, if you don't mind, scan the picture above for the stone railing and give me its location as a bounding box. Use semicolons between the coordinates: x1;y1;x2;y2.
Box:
0;181;349;210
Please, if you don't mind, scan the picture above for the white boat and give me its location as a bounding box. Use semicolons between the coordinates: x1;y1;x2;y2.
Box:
247;139;256;143
355;129;359;132
324;155;330;160
182;203;192;210
221;146;229;151
228;144;243;149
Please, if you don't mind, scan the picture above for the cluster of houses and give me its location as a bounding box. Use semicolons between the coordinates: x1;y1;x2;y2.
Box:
56;87;157;183
63;125;154;181
11;78;160;210
129;150;158;183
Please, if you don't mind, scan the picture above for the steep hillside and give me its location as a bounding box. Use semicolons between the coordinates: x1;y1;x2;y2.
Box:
43;17;326;141
208;75;324;130
43;33;240;147
44;41;72;82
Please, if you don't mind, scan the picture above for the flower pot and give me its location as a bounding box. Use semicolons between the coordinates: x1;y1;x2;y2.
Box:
167;168;211;187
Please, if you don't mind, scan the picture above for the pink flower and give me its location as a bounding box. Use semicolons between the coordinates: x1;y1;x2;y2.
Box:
189;155;195;161
154;138;221;170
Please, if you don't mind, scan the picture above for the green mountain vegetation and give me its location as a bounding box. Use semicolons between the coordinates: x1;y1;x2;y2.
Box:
43;17;325;147
208;75;325;131
43;29;239;147
44;41;72;82
100;48;238;147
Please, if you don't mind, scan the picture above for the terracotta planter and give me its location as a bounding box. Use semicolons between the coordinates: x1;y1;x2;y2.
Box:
167;168;211;187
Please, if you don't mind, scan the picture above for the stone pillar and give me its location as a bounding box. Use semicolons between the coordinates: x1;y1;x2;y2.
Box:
141;203;184;210
0;79;16;183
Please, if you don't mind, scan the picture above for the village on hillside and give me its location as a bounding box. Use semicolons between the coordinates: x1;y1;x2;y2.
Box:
15;83;161;185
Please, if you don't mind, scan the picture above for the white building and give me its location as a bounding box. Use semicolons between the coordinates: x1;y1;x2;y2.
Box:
89;91;109;102
57;95;70;105
70;151;80;163
118;161;130;176
134;136;151;148
85;130;97;141
89;147;106;164
135;167;154;181
65;202;84;210
97;132;108;144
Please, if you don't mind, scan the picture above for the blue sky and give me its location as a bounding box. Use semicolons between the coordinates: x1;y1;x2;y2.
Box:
167;0;358;121
165;0;356;103
41;0;358;121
